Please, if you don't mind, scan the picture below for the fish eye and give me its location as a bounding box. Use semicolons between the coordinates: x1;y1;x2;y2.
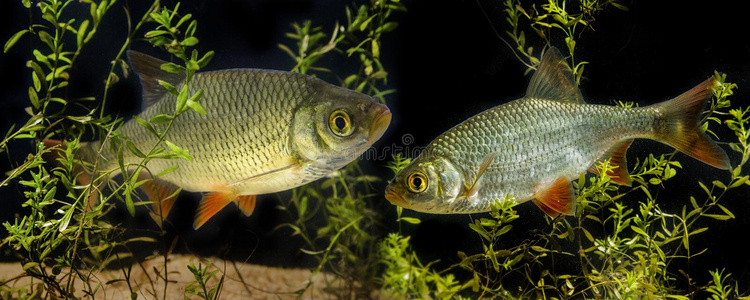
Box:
407;172;428;193
329;110;353;137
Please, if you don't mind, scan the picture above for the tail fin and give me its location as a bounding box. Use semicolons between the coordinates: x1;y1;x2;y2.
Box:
652;77;730;170
42;139;103;210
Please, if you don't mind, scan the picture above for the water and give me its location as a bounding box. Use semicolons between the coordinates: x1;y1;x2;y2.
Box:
1;0;748;298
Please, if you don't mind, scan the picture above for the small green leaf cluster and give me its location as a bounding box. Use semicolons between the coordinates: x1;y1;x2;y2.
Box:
274;1;405;298
277;163;383;298
0;1;134;298
279;0;404;103
184;260;222;300
111;3;216;221
144;3;214;115
378;233;467;300
503;0;627;81
385;153;411;177
1;1;217;298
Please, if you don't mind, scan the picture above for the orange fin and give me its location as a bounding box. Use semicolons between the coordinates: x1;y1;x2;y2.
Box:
235;195;257;216
139;176;181;223
652;76;730;170
193;192;236;229
589;139;633;186
532;177;576;218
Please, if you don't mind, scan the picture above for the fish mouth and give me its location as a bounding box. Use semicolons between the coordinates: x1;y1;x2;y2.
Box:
384;185;408;207
369;106;391;141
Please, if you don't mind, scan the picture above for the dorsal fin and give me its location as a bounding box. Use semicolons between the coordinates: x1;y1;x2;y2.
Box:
126;50;185;109
525;47;584;104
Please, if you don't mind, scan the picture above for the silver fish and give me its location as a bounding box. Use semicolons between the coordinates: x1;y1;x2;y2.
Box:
385;47;728;216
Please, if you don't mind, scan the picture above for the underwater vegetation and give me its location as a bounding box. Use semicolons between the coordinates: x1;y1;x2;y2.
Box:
0;0;749;299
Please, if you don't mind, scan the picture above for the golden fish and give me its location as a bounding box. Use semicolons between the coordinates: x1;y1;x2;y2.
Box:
54;51;391;229
385;47;728;216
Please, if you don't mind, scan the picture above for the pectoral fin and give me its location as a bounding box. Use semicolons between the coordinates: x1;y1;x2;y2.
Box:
532;177;576;218
140;176;181;224
228;160;304;187
463;152;498;198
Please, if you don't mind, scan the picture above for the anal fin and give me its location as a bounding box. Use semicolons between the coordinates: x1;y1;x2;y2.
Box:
193;191;236;229
236;195;257;216
532;177;576;218
588;139;633;186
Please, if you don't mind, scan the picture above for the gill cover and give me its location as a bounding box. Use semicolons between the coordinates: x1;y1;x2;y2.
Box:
385;156;463;213
292;82;390;165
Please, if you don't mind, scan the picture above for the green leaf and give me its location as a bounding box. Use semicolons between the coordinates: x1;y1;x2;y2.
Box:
181;37;199;47
124;191;136;216
197;51;214;68
77;20;90;49
156;165;179;178
133;116;158;136
704;214;733;221
149;114;174;124
58;205;74;232
399;217;421;224
729;175;748;189
186;100;205;115
186;89;205;114
27;60;48;91
186;20;198;38
125;140;146;158
28;87;40;110
4;29;29;53
713;180;726;190
38;31;55;51
176;13;193;29
160;62;186;74
176;86;189;113
165;140;193;161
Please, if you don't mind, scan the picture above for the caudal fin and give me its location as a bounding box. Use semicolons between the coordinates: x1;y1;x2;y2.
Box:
652;77;730;170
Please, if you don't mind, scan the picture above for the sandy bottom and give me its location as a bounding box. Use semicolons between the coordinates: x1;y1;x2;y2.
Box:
0;255;340;299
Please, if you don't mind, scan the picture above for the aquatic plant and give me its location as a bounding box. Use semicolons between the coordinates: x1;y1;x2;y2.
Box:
372;1;750;299
1;0;214;298
1;0;747;299
275;0;404;297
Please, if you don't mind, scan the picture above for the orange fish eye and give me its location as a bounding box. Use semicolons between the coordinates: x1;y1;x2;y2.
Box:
329;110;353;137
407;172;428;193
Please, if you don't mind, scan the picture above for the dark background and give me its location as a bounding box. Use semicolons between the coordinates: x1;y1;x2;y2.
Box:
1;0;748;291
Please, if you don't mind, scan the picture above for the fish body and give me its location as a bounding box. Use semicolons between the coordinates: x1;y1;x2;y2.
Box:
92;51;391;228
385;47;728;216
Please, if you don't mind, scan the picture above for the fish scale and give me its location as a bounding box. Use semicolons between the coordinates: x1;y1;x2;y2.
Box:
385;47;728;216
110;69;315;193
426;99;656;213
74;51;391;229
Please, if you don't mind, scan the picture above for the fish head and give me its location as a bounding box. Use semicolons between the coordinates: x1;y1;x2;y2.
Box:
292;84;391;166
385;156;463;213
